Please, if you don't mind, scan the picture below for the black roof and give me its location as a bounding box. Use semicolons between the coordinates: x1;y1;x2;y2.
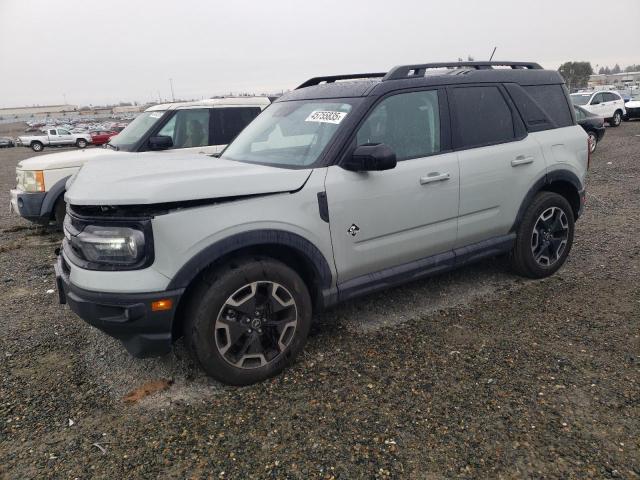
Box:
278;61;565;102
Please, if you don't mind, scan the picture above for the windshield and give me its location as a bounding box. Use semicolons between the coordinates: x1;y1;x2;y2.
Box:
221;99;358;167
570;94;592;106
108;111;166;151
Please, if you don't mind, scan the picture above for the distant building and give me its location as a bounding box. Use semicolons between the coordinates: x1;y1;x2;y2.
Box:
0;104;77;116
113;105;143;113
588;71;640;88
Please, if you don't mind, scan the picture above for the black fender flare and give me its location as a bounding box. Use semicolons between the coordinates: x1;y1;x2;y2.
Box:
166;229;334;293
39;175;70;218
510;170;584;232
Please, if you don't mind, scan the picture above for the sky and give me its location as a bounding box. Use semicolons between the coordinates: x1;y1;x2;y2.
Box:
1;0;639;108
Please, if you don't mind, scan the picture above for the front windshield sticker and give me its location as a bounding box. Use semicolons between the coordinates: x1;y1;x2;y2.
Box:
149;112;163;118
305;110;348;124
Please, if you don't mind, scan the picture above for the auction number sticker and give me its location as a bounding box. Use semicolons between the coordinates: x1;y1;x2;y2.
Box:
305;110;347;124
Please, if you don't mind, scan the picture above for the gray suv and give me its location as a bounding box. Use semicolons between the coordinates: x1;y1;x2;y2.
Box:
56;61;589;385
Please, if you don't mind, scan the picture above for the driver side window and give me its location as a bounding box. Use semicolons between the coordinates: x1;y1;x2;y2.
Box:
591;93;604;105
157;109;209;149
356;90;440;161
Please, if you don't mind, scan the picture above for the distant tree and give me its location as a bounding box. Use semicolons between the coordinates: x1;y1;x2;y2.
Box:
604;66;611;74
625;64;640;72
612;64;622;74
598;66;606;74
467;55;474;61
558;61;593;91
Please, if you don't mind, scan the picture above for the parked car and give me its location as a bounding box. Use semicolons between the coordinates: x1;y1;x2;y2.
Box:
9;97;271;228
56;61;588;386
570;91;626;127
16;128;92;152
574;106;605;153
0;136;15;148
89;130;118;146
623;92;640;121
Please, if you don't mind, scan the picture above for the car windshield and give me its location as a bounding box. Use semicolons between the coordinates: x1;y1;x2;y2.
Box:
221;99;359;167
108;111;166;151
570;94;592;106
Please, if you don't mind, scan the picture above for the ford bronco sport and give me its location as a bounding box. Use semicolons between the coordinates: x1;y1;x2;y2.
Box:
56;61;588;385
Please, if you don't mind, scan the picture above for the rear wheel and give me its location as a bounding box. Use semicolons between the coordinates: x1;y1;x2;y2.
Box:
184;257;312;386
510;192;575;279
76;138;88;148
31;141;43;152
609;110;622;127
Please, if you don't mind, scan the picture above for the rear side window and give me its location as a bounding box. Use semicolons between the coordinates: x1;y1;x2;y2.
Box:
356;90;441;161
523;85;573;128
451;86;515;148
604;92;619;102
211;107;262;145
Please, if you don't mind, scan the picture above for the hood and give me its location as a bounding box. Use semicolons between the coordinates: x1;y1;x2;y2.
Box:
625;100;640;108
16;148;118;171
65;151;313;206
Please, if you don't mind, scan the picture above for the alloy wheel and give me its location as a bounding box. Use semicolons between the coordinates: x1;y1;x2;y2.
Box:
214;281;298;369
588;132;597;153
531;206;569;267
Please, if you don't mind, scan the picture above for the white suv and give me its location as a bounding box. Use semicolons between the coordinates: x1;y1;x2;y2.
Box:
10;97;271;228
570;90;626;127
56;61;589;385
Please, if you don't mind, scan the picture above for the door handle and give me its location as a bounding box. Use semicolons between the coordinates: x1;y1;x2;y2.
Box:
419;172;450;185
511;155;534;167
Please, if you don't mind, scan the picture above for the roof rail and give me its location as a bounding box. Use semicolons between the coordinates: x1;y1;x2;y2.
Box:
296;73;386;89
383;61;543;81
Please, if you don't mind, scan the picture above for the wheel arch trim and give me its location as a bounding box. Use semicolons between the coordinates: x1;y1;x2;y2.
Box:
510;170;583;232
40;175;70;218
166;229;334;294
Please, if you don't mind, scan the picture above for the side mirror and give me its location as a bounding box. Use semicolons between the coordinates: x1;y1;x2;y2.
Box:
148;135;173;150
342;144;397;172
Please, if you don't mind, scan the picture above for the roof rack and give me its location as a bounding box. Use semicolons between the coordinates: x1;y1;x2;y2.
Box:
382;61;543;81
296;73;386;89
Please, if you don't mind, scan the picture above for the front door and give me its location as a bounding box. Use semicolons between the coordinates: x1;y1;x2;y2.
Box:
325;89;459;285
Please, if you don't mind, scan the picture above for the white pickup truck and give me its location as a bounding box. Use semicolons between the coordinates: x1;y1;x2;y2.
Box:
10;96;272;227
16;128;93;152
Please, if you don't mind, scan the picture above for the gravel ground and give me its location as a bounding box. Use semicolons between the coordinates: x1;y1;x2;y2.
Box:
0;121;638;479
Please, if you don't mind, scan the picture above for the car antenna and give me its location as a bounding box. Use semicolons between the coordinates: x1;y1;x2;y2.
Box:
489;46;497;61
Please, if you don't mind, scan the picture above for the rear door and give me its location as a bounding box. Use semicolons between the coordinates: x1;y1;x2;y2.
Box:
452;85;545;246
211;107;262;153
325;88;460;284
589;92;607;117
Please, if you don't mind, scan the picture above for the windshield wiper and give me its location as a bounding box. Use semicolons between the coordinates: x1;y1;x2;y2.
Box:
105;143;119;151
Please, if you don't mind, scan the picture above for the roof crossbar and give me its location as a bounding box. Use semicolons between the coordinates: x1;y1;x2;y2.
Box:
383;61;543;81
296;73;386;89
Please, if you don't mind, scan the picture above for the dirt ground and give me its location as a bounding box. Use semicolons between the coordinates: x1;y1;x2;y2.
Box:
0;121;638;479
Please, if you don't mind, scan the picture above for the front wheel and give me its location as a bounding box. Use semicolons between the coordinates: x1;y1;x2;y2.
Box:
587;131;598;153
609;110;622;127
184;257;312;386
510;192;575;279
76;138;88;148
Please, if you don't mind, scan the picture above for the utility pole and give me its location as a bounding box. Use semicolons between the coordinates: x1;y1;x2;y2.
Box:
169;78;175;102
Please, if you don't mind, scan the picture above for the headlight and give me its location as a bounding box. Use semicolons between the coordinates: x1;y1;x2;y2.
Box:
19;170;45;192
73;225;146;266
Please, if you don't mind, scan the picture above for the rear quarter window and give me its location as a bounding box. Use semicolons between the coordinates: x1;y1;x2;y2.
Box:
523;85;573;128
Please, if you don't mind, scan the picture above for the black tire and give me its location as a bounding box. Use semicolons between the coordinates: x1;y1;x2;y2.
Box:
31;141;43;152
587;130;598;153
184;256;312;386
609;110;622;127
53;196;66;230
76;138;87;148
510;192;575;279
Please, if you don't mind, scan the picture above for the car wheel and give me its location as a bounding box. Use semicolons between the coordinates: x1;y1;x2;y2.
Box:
510;192;575;279
31;141;43;152
587;131;598;153
609;110;622;127
184;256;312;386
53;196;66;230
76;139;87;148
